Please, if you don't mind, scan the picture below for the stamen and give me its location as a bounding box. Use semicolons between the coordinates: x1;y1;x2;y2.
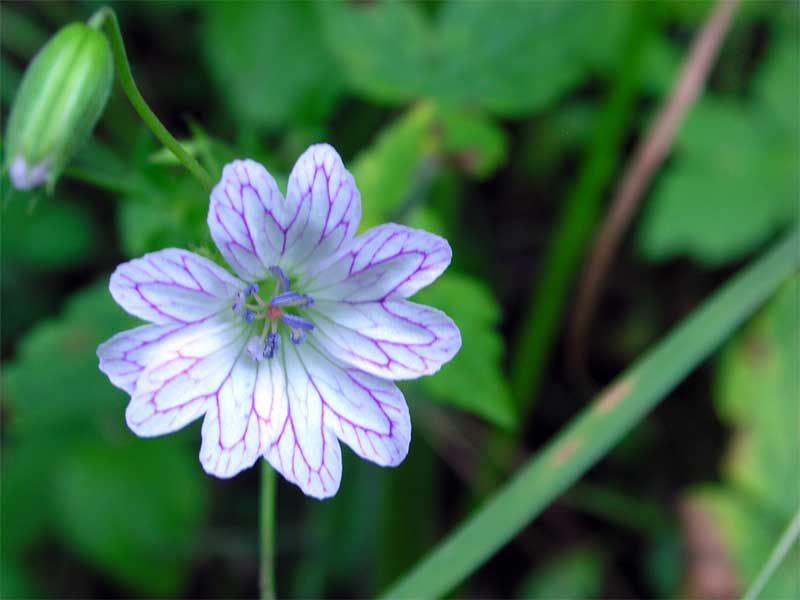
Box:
243;310;255;323
244;283;259;296
269;265;291;293
270;291;314;307
264;332;281;359
281;314;314;331
270;291;303;306
290;329;307;344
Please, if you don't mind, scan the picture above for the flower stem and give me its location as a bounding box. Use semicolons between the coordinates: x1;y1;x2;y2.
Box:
88;7;215;192
259;460;276;600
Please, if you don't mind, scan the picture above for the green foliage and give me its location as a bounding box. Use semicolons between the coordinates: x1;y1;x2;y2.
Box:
321;1;628;116
636;31;799;265
1;283;208;597
382;230;799;599
350;105;514;427
690;278;799;597
203;2;341;131
415;273;515;429
515;547;605;599
1;194;96;270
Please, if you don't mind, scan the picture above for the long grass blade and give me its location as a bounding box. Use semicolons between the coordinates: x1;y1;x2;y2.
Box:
381;227;799;599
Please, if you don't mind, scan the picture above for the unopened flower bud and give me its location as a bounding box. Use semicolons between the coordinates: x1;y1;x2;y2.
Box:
5;22;113;191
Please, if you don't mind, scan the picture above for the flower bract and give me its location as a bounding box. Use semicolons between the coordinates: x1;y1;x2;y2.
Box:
97;144;461;498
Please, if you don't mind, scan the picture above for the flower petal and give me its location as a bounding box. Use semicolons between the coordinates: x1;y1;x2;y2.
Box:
126;315;249;438
97;323;185;394
302;224;451;302
298;343;410;467
110;248;244;325
310;300;461;380
208;159;286;281
264;343;343;499
280;144;361;272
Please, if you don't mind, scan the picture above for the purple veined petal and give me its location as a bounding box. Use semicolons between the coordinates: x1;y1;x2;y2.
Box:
97;322;186;394
110;248;244;325
198;349;263;478
296;343;410;467
208;159;287;281
263;342;343;499
301;224;452;302
279;144;362;272
125;315;249;438
310;299;462;381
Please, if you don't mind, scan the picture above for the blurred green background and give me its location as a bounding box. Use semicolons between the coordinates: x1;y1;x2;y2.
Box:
1;1;797;598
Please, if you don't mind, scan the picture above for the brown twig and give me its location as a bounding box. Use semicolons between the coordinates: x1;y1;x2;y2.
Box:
568;0;741;380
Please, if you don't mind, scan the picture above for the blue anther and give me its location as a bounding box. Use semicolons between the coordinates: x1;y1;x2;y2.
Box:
290;329;307;344
243;310;255;323
270;291;303;306
269;265;291;292
244;283;259;296
271;291;315;307
264;332;281;359
281;314;314;331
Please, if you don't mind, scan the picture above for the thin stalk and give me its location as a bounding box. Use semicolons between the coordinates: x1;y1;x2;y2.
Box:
508;4;653;417
742;507;800;600
88;7;215;192
260;461;276;600
381;228;799;600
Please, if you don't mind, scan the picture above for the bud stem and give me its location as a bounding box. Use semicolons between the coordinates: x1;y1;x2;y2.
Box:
88;7;215;193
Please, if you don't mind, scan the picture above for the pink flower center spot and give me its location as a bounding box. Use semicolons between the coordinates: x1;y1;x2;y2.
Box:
267;305;282;320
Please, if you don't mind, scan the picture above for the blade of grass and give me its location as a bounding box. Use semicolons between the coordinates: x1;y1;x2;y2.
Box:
742;507;800;600
381;227;799;600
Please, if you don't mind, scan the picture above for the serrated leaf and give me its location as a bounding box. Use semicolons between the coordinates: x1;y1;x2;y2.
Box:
1;282;208;596
637;33;799;266
203;2;342;131
322;1;628;117
413;272;515;429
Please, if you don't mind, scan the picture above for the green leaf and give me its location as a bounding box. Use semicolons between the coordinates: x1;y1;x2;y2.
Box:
0;195;96;270
1;282;208;596
438;107;507;179
414;272;515;429
322;1;628;117
715;279;799;517
203;2;342;131
118;175;209;257
54;438;207;595
381;229;799;599
637;36;799;265
352;103;437;230
515;547;605;599
351;102;508;231
689;278;800;598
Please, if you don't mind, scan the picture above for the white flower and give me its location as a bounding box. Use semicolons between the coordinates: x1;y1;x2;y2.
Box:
97;144;461;498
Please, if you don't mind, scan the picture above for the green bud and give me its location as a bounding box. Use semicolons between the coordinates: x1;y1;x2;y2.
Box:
5;21;113;191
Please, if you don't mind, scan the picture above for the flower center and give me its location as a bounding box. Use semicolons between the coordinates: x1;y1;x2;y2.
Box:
231;265;315;361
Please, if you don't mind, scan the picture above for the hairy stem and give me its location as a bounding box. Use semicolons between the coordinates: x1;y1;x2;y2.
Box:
88;7;215;192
